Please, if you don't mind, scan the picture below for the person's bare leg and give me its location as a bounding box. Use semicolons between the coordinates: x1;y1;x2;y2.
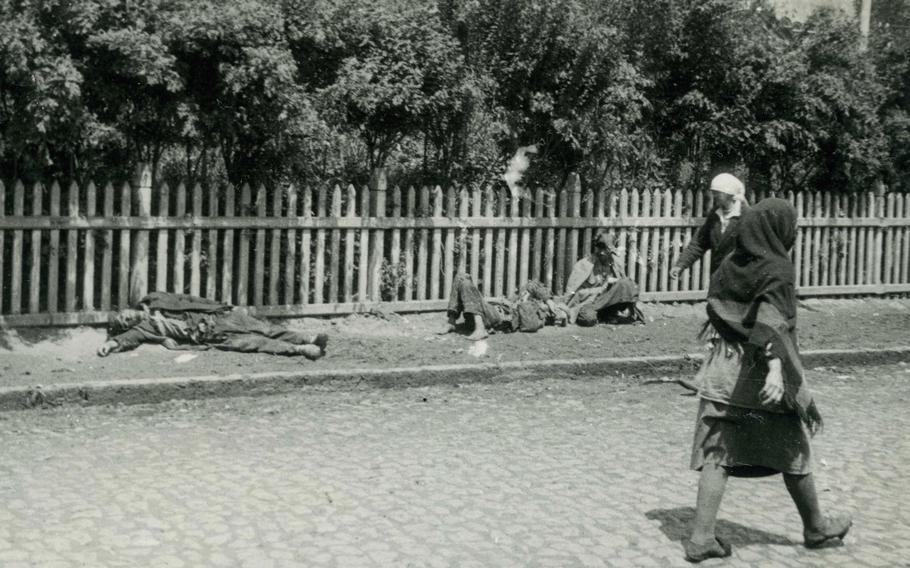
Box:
690;464;729;544
439;311;458;335
783;473;823;531
785;473;852;546
467;313;488;340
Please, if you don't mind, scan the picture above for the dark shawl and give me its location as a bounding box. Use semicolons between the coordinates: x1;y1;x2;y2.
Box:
706;198;822;433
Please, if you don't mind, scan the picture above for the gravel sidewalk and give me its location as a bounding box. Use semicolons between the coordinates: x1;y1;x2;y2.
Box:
1;298;908;392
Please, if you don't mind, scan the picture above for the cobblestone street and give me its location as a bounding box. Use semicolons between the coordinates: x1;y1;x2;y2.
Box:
1;364;909;568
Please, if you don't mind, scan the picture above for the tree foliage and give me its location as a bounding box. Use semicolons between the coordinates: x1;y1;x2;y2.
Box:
0;0;906;194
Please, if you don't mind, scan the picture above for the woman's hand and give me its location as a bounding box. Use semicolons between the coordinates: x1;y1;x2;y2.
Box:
760;358;785;405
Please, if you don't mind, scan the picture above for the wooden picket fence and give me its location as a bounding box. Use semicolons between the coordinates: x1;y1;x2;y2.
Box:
1;167;910;327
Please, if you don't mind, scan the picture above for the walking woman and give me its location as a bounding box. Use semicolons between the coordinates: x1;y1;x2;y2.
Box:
685;198;851;562
670;173;748;280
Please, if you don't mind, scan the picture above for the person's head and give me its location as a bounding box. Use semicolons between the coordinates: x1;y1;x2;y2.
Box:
592;232;613;262
736;197;797;257
709;173;745;211
108;308;147;336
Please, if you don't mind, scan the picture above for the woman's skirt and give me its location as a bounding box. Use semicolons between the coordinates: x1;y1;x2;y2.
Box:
690;398;812;476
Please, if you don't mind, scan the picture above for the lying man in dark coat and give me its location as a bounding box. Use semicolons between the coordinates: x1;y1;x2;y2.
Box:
97;292;328;360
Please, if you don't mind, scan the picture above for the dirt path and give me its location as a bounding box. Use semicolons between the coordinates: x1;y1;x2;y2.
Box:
1;298;908;389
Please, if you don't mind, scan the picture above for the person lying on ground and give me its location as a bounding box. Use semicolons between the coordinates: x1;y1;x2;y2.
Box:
563;232;644;326
97;291;328;360
670;172;749;280
440;274;570;341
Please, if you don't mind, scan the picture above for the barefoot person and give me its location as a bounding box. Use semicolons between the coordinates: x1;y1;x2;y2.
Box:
670;173;748;280
441;274;569;340
685;198;850;562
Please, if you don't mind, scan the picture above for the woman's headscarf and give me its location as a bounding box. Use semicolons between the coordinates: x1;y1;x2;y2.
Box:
706;198;822;433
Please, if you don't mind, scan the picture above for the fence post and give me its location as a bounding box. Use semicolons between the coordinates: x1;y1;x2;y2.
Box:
368;167;387;302
129;164;152;306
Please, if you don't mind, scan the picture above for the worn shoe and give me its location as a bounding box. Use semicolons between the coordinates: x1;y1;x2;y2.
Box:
295;344;324;361
805;514;852;549
312;333;329;353
437;323;456;335
684;537;732;563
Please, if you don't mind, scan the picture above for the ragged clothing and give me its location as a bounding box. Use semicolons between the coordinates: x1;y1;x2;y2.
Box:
704;198;821;433
564;252;640;326
105;292;323;356
446;274;569;333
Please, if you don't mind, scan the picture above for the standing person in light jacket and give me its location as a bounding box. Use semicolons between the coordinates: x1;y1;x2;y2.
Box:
670;173;749;280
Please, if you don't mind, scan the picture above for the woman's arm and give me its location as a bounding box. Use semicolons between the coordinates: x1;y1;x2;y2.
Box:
760;357;785;405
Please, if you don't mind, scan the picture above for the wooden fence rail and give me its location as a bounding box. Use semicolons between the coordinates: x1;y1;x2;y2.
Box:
2;167;910;327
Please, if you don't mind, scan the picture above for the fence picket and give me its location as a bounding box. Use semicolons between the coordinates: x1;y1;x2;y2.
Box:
268;184;281;305
82;182;96;311
313;185;327;304
532;188;543;282
815;193;831;286
236;184;251;305
156;182;170;293
356;186;368;302
679;189;693;292
458;188;469;276
48;182;62;313
627;189;641;286
250;185;264;305
191;183;203;297
848;193;859;286
432;186;444;299
470;187;482;283
206;185;219;301
369;173;387;302
639;189;652;292
28;183;42;313
117;182;131;308
482;187;493;297
569;176;582;292
417;186;429;300
793;191;804;288
101;183;113;310
404;186;416;300
902;194;910;284
284;185;297;304
884;193;896;284
64;182;81;312
343;184;357;302
556;187;568;295
513;190;525;293
221;185;235;304
584;188;597;265
328;184;342;303
866;192;876;284
836;194;847;286
874;190;885;285
660;188;673;292
616;188;628;278
544;190;556;291
444;186;456;298
301;187;314;304
9;181;24;314
389;186;402;302
173;182;187;295
494;188;506;297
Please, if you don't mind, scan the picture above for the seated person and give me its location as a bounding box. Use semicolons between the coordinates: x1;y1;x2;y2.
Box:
441;274;570;341
98;291;328;360
564;233;644;326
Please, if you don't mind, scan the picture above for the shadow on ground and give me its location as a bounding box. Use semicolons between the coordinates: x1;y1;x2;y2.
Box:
646;507;798;546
